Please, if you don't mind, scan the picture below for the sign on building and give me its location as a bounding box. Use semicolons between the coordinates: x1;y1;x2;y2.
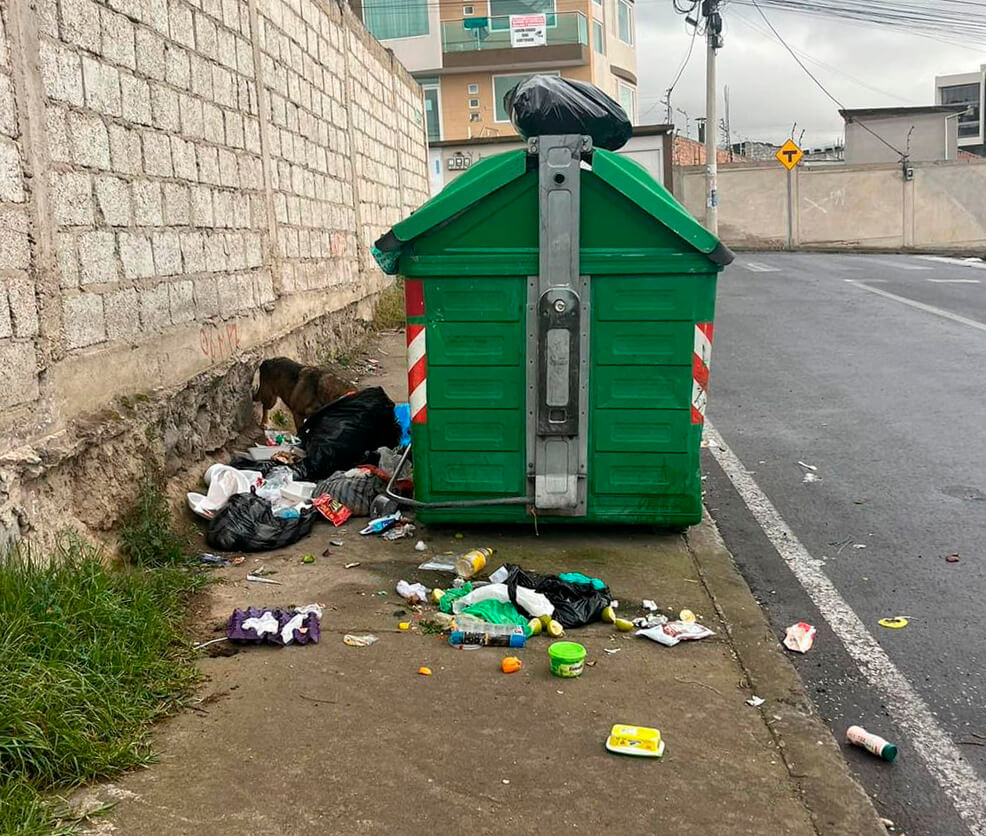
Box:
510;13;546;47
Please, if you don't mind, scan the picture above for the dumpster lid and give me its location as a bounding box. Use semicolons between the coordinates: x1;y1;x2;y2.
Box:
372;147;733;274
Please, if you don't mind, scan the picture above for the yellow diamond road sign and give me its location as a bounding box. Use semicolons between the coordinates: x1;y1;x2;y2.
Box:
776;138;803;170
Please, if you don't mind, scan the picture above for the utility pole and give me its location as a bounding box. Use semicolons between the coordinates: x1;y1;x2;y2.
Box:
723;85;732;162
703;0;723;234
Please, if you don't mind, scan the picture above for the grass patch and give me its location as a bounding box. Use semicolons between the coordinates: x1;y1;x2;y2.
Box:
0;532;205;833
372;278;405;330
118;478;188;568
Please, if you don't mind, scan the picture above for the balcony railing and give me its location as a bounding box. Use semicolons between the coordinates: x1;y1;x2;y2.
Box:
441;11;588;53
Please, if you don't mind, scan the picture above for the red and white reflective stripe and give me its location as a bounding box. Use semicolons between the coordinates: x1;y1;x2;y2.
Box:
405;280;425;317
407;323;427;424
691;322;714;424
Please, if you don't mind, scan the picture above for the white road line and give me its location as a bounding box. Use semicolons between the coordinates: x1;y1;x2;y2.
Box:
846;280;986;333
928;278;981;284
742;262;781;273
705;422;986;835
917;255;986;270
865;258;931;271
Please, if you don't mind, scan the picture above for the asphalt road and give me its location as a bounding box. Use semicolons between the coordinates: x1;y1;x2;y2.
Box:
703;253;986;836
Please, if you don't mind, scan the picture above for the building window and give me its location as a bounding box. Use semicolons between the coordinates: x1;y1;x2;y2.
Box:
940;82;981;139
422;84;441;142
489;0;557;29
618;81;636;124
468;83;479;95
493;71;560;122
468;98;480;109
592;20;605;53
592;0;602;5
617;0;634;45
362;0;429;40
463;4;475;14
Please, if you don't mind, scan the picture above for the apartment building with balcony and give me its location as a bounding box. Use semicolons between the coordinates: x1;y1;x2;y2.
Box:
350;0;639;143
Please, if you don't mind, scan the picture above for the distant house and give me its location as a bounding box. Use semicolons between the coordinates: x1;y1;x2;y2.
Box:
840;106;967;165
935;67;985;157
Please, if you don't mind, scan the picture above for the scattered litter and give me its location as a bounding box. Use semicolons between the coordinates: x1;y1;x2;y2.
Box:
199;553;231;567
637;620;714;647
746;696;766;708
847;725;898;762
454;532;464;539
501;656;523;674
343;634;378;647
603;648;622;655
418;556;457;573
208;492;314;552
803;472;820;484
415;540;427;552
879;818;894;830
331;540;344;547
344;562;361;569
246;574;282;585
853;543;867;550
312;494;352;526
360;512;401;536
605;724;665;758
399;622;410;631
501;779;510;785
418;666;432;676
679;608;696;623
455;547;494;579
227;604;322;646
187;463;263;519
783;622;816;653
192;637;230;651
452;582;553;620
548;641;586;678
301;554;315;564
382;522;415;541
396;580;429;604
632;614;667;629
797;461;818;471
945;552;961;563
614;618;634;632
878;617;909;629
642;599;658;611
265;429;301;446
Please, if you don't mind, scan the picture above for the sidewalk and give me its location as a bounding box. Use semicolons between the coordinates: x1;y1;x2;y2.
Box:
78;333;884;836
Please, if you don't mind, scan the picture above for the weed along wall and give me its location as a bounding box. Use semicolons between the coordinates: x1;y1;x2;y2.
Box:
0;0;428;545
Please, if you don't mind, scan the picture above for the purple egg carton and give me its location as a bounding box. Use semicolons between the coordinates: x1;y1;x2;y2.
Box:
226;607;320;646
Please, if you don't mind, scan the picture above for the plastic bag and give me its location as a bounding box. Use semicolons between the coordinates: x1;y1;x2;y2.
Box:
499;564;610;627
206;491;314;552
507;75;632;151
187;463;262;519
294;388;401;481
451;582;554;620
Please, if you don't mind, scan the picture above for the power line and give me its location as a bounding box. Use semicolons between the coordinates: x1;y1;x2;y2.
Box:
748;0;908;158
645;17;700;122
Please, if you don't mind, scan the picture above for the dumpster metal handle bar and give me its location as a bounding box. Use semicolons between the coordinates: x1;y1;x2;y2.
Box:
384;444;532;509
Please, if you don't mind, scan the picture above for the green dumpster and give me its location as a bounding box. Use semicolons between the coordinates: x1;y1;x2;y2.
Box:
373;135;733;526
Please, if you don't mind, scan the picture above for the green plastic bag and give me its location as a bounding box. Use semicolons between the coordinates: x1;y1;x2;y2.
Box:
438;583;473;614
460;599;529;631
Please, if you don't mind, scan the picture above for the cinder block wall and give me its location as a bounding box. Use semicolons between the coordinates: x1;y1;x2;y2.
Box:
0;0;428;545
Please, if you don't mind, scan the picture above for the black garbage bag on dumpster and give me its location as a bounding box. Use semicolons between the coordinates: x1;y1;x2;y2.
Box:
507;75;632;151
293;388;401;481
206;490;314;552
501;564;612;628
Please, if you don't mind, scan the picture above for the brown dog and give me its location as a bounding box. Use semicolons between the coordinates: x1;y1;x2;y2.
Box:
253;357;354;429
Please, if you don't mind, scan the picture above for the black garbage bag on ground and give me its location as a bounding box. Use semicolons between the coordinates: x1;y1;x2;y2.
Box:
206;491;314;552
226;456;289;477
293;388;400;481
507;75;632;151
501;564;612;628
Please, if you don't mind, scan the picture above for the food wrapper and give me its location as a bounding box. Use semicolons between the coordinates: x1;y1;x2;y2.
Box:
783;622;816;653
636;620;714;647
312;493;352;527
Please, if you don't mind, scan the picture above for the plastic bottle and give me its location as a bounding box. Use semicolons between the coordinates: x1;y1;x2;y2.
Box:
846;726;898;762
449;622;526;649
454;547;494;579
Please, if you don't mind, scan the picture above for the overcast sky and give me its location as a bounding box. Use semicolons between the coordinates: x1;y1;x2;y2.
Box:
635;2;986;149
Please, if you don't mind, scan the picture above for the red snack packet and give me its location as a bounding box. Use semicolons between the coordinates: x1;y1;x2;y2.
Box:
312;493;352;527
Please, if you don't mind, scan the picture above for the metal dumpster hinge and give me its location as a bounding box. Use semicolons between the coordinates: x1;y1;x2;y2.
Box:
526;135;590;514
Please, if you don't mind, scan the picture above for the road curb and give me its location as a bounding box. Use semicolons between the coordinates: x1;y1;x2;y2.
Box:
686;513;887;836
